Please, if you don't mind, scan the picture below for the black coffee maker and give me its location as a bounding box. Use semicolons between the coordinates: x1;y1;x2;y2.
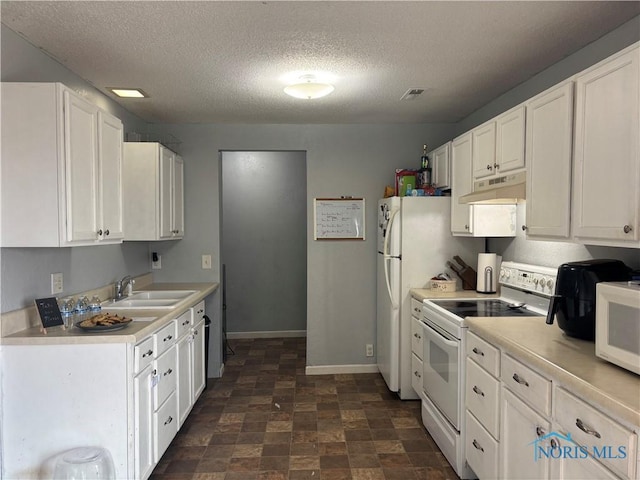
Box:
546;259;630;340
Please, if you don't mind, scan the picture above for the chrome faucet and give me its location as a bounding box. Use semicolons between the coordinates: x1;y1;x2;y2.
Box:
115;275;133;300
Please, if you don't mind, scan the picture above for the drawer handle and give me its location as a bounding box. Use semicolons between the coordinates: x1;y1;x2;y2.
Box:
472;439;484;452
472;385;485;397
413;332;421;339
512;373;529;387
142;349;153;358
194;330;199;336
163;335;173;342
163;368;173;376
576;418;601;439
182;320;190;326
414;370;421;378
164;416;173;425
472;347;484;357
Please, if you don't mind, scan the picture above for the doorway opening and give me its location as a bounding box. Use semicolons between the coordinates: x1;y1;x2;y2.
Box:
221;150;307;340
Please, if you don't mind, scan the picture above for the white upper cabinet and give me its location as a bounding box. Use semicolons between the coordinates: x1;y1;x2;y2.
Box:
472;121;497;179
472;105;526;182
123;142;185;241
1;82;124;247
431;142;451;189
572;44;640;247
524;81;574;239
451;133;474;234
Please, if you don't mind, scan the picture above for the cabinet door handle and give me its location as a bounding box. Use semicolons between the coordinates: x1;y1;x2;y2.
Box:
164;335;173;342
550;438;559;448
164;416;173;425
464;224;469;230
414;370;421;378
512;373;529;387
494;163;499;170
413;332;421;339
472;347;484;357
576;418;601;438
104;229;110;236
182;320;190;326
194;330;199;336
142;349;153;358
472;439;484;452
97;229;103;236
472;385;484;397
536;426;545;437
623;224;633;234
486;164;492;171
522;225;528;231
163;368;173;376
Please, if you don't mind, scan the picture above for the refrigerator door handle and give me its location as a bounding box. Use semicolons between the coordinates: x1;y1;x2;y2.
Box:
383;208;400;309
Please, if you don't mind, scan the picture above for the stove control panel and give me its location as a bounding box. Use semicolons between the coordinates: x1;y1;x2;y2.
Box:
499;262;558;297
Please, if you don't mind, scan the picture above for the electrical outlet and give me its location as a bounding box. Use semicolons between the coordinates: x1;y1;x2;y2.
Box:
366;344;374;357
51;272;63;295
152;254;162;269
202;254;212;269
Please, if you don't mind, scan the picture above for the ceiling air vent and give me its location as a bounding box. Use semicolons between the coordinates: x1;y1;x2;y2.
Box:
400;88;425;101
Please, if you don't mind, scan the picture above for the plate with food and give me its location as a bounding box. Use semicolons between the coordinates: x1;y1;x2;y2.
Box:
76;313;133;332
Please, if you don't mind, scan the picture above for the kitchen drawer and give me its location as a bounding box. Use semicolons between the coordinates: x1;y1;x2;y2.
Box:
153;391;178;462
465;410;499;480
554;386;637;479
154;320;177;357
411;317;424;358
411;297;423;319
501;353;551;416
411;352;423;397
134;336;154;373
466;331;500;377
192;300;205;322
466;357;500;439
153;346;177;408
175;310;192;338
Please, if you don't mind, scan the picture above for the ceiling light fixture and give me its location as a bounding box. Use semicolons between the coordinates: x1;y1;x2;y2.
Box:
107;87;149;98
284;75;334;100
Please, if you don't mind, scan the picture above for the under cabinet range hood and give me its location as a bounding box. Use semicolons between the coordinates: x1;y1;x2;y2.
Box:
459;171;526;204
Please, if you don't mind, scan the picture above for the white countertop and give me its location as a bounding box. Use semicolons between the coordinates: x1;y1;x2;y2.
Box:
465;316;640;427
2;282;218;345
411;287;500;302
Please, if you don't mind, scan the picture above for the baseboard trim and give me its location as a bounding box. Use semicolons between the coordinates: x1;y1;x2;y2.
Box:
305;364;380;375
227;330;307;339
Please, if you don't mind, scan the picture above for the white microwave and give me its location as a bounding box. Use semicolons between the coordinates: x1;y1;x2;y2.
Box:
595;282;640;375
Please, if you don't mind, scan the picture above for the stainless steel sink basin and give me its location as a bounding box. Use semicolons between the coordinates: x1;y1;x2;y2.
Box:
128;290;196;300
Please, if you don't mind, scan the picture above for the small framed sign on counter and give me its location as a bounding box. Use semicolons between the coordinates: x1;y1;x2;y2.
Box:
314;198;365;240
34;297;64;333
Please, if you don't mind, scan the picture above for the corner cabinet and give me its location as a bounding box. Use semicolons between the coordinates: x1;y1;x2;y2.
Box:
123;143;185;241
1;82;124;247
572;44;640;247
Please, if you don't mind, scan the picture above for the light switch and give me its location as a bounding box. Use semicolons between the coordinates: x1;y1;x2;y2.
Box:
51;273;63;294
202;255;212;269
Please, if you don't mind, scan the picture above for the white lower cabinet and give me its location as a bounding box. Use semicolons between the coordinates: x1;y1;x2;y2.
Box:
177;302;207;426
464;329;638;480
1;302;205;479
177;332;194;426
410;297;424;397
500;387;552;480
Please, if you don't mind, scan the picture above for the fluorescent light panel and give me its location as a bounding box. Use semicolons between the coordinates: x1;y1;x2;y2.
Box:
108;87;148;98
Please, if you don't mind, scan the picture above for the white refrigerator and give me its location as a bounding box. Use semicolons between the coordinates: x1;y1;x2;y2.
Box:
376;196;482;399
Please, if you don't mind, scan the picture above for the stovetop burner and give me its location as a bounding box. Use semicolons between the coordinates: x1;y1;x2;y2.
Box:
431;299;544;318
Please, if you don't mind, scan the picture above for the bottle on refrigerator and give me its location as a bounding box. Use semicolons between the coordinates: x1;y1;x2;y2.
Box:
417;144;431;188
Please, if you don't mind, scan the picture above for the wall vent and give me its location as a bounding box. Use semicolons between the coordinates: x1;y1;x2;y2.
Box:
400;88;425;100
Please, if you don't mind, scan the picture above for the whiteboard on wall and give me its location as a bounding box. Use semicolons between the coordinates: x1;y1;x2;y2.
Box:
313;198;365;240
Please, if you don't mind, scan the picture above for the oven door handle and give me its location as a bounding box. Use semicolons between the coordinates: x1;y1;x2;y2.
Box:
423;322;458;347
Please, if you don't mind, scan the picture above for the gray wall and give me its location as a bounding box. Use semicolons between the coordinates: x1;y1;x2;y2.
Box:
0;25;150;313
149;123;456;367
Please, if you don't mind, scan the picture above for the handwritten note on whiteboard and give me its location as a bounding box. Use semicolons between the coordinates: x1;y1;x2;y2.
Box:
314;198;365;240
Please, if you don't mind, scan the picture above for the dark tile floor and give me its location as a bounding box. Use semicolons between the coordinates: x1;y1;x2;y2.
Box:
150;337;460;480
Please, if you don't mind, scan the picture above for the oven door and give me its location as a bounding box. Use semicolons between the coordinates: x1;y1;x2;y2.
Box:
422;319;460;430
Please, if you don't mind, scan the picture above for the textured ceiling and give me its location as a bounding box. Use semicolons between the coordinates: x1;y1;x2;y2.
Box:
2;1;639;124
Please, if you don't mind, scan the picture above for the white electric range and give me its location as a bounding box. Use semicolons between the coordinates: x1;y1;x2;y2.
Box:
419;261;558;479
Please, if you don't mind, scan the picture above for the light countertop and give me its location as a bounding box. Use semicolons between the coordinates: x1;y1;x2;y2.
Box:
465;316;640;427
411;288;500;302
2;282;218;346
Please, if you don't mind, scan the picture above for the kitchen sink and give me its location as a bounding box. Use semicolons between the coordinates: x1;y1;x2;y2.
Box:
101;290;197;310
128;290;196;300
